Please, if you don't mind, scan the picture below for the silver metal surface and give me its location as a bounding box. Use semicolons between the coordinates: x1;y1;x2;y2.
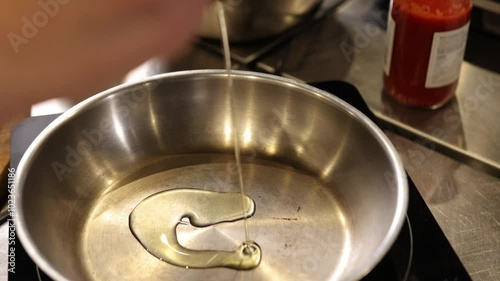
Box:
256;0;500;174
386;132;500;281
475;0;500;14
15;70;408;281
200;0;322;41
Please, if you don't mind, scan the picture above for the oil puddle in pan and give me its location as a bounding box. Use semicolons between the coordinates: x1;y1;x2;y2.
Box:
80;158;350;281
129;189;261;270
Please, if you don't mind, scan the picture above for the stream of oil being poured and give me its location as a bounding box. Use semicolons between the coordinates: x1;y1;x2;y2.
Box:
216;2;251;245
128;3;261;271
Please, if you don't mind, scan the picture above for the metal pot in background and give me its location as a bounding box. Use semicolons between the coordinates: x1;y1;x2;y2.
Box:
200;0;323;41
15;70;408;281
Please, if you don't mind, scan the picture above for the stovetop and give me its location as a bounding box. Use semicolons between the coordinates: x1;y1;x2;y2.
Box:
7;80;471;281
198;0;348;66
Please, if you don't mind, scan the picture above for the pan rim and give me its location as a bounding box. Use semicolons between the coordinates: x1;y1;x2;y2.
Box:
14;69;408;281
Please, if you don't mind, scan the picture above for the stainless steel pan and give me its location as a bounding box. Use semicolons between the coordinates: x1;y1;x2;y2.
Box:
200;0;323;41
15;70;408;281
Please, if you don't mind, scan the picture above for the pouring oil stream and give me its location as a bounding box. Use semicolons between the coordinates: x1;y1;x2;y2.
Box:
217;2;251;244
129;3;261;270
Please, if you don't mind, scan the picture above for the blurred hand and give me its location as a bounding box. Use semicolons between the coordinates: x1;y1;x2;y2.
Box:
0;0;210;122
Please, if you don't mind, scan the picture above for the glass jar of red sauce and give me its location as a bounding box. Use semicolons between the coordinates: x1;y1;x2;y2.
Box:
383;0;472;108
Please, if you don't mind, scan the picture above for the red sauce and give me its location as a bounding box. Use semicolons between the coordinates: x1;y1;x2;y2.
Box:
384;0;472;108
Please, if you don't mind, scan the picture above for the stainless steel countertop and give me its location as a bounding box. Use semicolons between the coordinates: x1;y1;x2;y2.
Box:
475;0;500;14
386;132;500;281
256;0;500;174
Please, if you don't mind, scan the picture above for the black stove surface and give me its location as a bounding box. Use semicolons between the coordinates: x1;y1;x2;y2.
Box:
8;82;471;281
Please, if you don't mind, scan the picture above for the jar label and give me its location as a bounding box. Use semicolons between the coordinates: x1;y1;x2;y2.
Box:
425;22;470;89
384;14;396;76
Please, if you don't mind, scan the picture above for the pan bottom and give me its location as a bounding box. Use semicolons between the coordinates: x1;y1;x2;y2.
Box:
79;153;351;281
